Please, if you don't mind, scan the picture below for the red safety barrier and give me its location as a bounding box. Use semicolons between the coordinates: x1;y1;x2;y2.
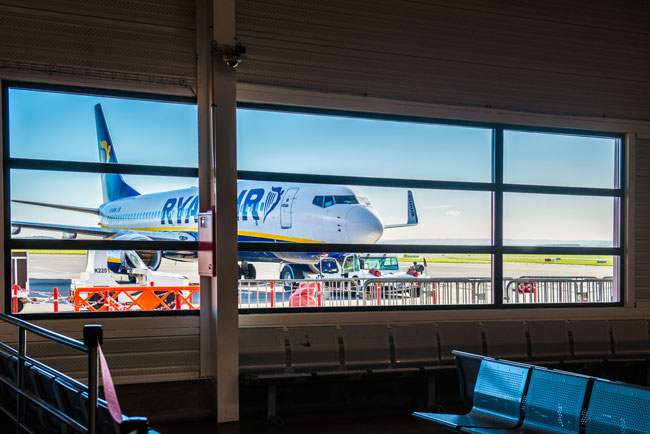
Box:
53;287;59;313
74;286;200;312
12;285;18;314
377;282;381;306
270;281;275;308
317;282;322;307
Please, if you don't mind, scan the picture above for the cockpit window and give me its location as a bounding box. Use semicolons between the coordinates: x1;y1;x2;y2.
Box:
334;195;358;204
313;195;358;208
357;195;371;206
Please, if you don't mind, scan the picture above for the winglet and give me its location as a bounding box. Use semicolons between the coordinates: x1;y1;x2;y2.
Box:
406;190;418;225
384;190;419;229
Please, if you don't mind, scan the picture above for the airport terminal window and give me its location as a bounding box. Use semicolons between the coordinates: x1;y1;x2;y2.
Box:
236;105;623;310
3;83;623;314
3;83;199;315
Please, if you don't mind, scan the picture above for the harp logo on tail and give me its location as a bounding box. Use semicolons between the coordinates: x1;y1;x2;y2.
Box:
100;140;111;163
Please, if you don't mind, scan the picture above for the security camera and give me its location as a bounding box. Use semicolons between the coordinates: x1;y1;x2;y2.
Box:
214;42;246;68
222;54;242;68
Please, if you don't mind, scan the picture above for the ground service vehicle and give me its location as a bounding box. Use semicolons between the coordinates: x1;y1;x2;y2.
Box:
279;253;427;293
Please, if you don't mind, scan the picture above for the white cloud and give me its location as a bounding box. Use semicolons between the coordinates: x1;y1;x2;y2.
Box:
446;209;461;217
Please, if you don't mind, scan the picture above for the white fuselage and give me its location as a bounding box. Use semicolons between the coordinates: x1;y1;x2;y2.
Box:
97;181;384;247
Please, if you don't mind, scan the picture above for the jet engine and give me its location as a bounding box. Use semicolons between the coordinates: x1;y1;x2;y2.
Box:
107;233;162;273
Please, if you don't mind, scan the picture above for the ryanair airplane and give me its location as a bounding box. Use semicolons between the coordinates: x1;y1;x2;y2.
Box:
11;104;417;279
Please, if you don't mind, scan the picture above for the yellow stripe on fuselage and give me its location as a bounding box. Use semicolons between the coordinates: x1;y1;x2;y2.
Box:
237;230;322;243
98;225;322;243
99;224;198;232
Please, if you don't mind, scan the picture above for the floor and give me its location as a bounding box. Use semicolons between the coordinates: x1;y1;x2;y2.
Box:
154;412;447;434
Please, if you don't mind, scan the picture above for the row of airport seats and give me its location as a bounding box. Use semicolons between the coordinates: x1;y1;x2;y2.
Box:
0;344;158;433
414;350;650;433
239;319;650;422
240;318;650;373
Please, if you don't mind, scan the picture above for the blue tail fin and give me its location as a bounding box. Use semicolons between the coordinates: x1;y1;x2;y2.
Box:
94;104;139;202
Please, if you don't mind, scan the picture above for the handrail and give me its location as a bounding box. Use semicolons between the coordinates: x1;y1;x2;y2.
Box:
0;312;87;353
0;313;101;434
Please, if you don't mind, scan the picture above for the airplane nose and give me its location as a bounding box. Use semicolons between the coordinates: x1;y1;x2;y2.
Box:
346;206;384;244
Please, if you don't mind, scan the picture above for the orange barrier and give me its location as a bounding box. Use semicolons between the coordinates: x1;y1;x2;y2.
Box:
73;286;200;312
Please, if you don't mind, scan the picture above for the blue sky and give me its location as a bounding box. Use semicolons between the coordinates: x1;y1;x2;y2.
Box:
9;88;618;245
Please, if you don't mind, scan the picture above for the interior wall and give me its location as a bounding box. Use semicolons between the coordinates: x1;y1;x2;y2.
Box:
236;0;650;120
0;0;649;385
635;135;650;305
0;0;196;92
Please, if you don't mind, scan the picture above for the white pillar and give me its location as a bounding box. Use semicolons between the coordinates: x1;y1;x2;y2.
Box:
197;0;239;422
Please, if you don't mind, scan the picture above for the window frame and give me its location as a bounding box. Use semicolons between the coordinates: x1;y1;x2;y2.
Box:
237;102;625;313
2;81;199;318
1;83;625;316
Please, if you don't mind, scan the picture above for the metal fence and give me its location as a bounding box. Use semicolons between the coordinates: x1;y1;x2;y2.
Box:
238;276;615;308
503;277;615;304
238;278;493;308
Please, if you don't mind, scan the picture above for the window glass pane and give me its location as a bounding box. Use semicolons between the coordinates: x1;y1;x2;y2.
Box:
504;193;615;247
504;130;617;188
236;183;491;245
237;252;491;308
8;88;198;167
237;109;492;182
10;250;199;314
10;169;198;240
503;255;616;304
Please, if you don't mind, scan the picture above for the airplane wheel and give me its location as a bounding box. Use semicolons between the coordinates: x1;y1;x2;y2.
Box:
16;300;24;313
238;264;243;279
246;263;256;280
281;265;303;291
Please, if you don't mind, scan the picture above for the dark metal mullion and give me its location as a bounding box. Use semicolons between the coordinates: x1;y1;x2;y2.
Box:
238;170;493;191
238;102;625;139
8;239;197;251
502;183;620;197
8;158;198;178
614;137;624;301
236;242;621;256
502;246;622;255
238;243;495;255
492;128;504;307
2;83;11;315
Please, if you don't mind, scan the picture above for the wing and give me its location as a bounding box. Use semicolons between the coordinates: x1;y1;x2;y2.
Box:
11;200;99;215
11;221;117;237
11;221;197;242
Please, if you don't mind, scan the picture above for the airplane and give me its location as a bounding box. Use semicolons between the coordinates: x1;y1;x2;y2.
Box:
11;104;418;280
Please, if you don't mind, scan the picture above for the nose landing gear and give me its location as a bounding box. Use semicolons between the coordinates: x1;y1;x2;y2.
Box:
238;262;257;280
